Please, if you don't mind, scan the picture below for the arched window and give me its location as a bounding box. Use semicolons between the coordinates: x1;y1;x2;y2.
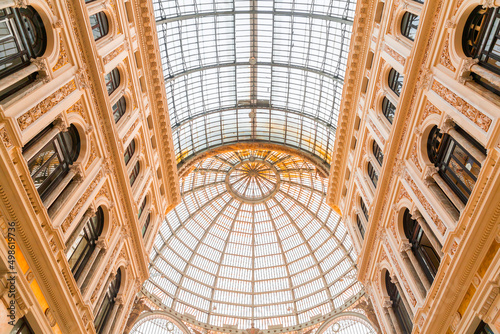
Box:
463;6;500;94
138;196;146;219
129;161;140;186
367;162;379;188
427;126;484;204
388;68;403;96
124;139;135;165
360;198;369;221
382;97;396;124
66;207;104;280
24;124;80;201
10;317;35;334
386;271;412;333
89;12;108;41
0;6;46;99
112;96;127;123
105;68;120;95
373;141;384;166
401;12;419;41
356;215;365;239
142;213;150;237
403;209;440;283
94;269;121;334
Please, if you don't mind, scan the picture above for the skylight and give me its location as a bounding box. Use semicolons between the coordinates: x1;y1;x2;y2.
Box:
153;0;356;165
145;150;362;329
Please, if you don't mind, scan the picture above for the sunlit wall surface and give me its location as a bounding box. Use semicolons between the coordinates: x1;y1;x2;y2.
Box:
153;0;356;165
145;150;361;329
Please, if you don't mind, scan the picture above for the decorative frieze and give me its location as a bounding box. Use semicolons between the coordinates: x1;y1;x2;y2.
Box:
410;142;423;173
384;46;405;66
17;80;77;131
103;44;126;65
432;80;492;132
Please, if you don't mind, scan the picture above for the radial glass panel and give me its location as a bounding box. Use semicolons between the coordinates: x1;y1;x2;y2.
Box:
146;150;361;329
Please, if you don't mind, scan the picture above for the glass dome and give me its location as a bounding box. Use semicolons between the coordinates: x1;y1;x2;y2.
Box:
145;150;361;330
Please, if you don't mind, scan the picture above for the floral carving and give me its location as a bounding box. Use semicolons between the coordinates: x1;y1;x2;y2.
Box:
440;37;456;72
17;80;76;131
85;138;97;170
0;128;12;148
103;44;125;65
368;119;386;145
53;36;69;71
422;101;442;120
385;46;405;66
432;80;492;132
410;142;422;173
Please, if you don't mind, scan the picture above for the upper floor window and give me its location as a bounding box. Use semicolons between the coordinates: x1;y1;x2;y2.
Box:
367;162;379;188
94;269;121;333
112;96;126;122
89;12;108;41
356;215;365;239
142;213;151;237
0;7;46;100
0;7;46;79
373;141;384;166
463;6;500;95
403;209;440;284
401;12;419;41
66;207;104;280
129;161;140;186
24;124;80;201
382;97;396;124
124;139;135;165
388;68;403;96
104;68;120;95
385;271;413;333
360;198;369;221
427;126;484;204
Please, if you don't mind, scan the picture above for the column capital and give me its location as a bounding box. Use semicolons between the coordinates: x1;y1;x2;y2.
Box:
96;239;107;250
13;0;29;8
390;274;400;285
400;241;412;254
383;300;393;308
441;116;455;134
410;209;423;221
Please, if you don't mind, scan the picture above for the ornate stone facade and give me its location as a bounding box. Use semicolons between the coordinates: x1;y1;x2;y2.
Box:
327;0;500;333
0;0;179;333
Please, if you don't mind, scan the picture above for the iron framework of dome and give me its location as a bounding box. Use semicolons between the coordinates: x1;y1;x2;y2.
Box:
153;0;356;166
144;150;362;330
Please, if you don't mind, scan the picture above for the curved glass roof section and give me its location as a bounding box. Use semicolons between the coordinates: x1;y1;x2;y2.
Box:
145;150;361;329
153;0;356;165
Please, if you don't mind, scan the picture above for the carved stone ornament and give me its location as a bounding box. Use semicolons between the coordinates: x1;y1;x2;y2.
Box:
13;0;28;8
451;312;462;331
45;308;57;327
482;0;496;8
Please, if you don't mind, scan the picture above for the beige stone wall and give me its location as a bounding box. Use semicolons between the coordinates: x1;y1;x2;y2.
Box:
328;0;500;333
0;0;178;332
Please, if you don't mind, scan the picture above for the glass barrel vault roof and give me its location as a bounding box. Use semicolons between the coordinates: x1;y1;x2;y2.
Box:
153;0;356;165
145;150;361;329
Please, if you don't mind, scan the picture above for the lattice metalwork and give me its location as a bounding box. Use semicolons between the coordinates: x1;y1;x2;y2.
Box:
153;0;356;165
145;150;361;329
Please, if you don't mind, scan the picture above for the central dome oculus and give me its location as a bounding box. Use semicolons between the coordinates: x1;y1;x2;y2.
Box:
226;158;280;203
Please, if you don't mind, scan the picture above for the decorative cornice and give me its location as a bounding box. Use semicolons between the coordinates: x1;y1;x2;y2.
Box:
326;0;376;210
133;0;180;211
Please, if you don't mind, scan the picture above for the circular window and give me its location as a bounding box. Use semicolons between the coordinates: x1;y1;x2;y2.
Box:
226;158;280;203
